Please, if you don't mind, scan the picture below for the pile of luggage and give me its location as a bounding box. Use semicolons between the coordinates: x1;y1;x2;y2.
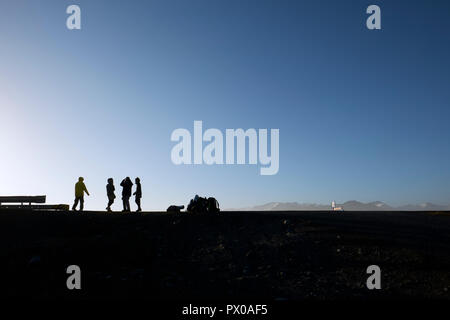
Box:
187;195;220;214
167;195;220;214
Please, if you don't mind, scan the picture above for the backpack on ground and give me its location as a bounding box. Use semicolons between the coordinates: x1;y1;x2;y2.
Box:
207;197;220;214
167;205;185;213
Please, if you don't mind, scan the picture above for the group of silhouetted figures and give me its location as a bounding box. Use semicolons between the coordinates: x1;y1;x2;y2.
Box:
72;177;142;212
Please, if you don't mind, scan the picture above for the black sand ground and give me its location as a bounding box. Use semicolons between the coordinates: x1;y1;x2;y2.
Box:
0;209;450;300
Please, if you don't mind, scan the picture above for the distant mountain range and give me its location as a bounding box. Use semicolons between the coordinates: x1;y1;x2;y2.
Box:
228;201;450;211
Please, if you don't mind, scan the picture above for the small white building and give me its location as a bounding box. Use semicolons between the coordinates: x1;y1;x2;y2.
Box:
331;201;344;212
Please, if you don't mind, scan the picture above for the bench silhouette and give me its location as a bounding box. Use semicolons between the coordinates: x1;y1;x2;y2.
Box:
0;196;69;211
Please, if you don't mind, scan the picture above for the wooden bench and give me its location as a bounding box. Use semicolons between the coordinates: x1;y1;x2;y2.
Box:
0;196;69;211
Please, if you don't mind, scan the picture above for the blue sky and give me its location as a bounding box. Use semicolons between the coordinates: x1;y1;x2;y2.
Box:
1;0;449;210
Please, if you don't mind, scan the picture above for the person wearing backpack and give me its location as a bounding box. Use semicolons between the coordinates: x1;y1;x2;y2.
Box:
120;177;133;212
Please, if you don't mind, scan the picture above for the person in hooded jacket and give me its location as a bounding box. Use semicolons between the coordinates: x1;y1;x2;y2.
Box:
106;178;115;212
133;177;142;212
72;177;90;212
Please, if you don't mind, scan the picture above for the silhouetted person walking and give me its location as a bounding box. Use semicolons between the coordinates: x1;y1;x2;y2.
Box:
72;177;89;211
120;177;133;212
133;177;142;212
106;178;116;212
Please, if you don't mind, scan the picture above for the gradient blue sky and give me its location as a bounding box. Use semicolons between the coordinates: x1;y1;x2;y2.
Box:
1;0;449;210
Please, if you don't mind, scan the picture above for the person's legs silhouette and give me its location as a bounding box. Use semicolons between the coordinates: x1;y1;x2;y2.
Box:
135;198;142;212
72;197;79;211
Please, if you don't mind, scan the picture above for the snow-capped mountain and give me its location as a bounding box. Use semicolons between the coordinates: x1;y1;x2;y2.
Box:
228;201;450;211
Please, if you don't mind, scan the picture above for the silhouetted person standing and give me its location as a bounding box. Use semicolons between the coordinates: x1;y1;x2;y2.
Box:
133;177;142;212
106;178;116;212
72;177;89;211
120;177;133;212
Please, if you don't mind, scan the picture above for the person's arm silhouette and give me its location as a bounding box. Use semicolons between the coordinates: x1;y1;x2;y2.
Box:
84;183;90;196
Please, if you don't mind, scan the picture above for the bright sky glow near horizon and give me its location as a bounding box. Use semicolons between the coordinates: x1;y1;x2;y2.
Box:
1;0;450;210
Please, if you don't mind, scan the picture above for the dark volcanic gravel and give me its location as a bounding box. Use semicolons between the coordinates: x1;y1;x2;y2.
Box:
0;209;449;300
